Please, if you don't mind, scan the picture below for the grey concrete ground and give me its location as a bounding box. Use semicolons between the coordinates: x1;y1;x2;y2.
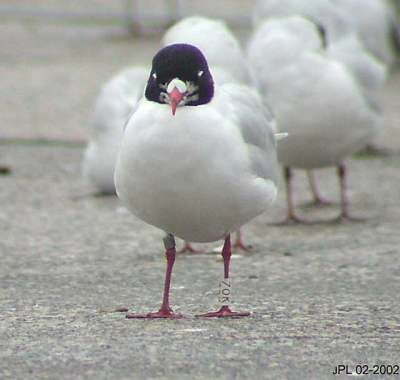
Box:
1;9;400;380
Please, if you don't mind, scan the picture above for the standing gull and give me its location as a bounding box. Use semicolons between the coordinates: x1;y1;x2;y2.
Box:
115;44;279;318
248;17;378;223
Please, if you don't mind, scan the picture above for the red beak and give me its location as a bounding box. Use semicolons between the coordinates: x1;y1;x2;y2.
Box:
169;87;184;116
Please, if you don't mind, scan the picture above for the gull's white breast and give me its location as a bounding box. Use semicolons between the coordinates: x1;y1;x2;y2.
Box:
115;100;277;242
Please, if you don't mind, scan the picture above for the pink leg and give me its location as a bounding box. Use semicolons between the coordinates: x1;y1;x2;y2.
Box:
273;167;310;225
331;163;364;223
196;234;250;318
302;170;332;207
126;234;182;319
232;230;252;252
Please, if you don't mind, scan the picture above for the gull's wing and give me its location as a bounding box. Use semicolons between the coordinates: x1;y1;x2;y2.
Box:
327;34;387;96
214;82;280;184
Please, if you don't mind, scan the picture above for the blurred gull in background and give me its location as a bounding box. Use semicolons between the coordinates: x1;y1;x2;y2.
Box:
247;16;379;223
82;67;148;194
250;0;398;212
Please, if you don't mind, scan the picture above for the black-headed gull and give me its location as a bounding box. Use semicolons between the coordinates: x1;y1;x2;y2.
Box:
248;16;378;223
82;67;148;194
115;44;279;318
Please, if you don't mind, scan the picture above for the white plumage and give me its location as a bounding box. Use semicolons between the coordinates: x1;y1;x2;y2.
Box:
113;43;280;318
332;0;399;67
252;0;352;43
115;82;279;242
253;0;399;68
247;16;379;221
161;16;274;250
327;34;387;105
248;16;378;169
82;67;148;194
163;16;252;83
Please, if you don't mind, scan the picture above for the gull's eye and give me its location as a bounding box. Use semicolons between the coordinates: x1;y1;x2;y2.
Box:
198;70;204;77
152;73;157;79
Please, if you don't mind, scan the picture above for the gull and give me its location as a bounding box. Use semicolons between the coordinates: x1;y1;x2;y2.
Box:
247;16;378;223
115;43;280;318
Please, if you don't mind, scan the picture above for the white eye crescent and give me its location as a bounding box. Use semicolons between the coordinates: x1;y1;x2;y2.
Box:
152;73;157;79
198;70;204;77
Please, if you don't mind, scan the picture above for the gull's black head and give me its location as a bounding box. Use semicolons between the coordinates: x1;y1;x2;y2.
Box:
145;43;214;115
